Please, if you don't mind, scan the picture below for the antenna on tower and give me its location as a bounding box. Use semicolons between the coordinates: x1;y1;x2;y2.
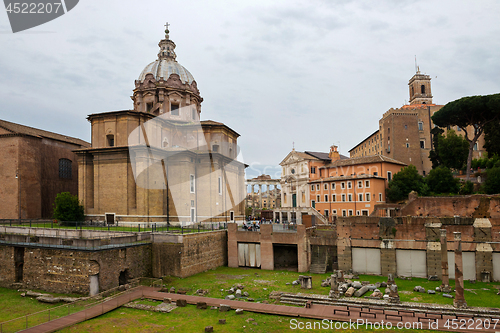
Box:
414;55;417;73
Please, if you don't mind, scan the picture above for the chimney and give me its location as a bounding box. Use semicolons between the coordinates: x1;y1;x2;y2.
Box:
329;145;340;162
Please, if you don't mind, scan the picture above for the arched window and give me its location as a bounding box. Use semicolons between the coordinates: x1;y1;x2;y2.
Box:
421;85;425;94
411;86;414;97
59;158;72;179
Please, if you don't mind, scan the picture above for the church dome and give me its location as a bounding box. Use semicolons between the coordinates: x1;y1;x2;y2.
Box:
137;26;195;85
138;59;194;84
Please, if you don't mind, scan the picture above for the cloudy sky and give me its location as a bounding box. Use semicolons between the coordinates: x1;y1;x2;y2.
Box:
1;0;499;179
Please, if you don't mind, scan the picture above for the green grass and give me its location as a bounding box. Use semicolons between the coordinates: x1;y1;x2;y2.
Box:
58;304;441;333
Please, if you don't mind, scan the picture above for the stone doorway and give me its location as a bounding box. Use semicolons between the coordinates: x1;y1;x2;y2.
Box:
119;269;130;285
273;244;298;271
89;274;99;296
14;247;24;282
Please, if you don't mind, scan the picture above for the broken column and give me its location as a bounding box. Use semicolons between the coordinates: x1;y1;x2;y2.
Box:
299;275;312;289
329;274;339;298
453;232;467;308
387;273;394;286
440;229;451;293
388;284;400;304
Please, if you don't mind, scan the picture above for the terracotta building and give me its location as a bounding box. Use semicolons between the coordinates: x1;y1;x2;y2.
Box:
0;119;89;219
75;27;246;224
309;147;406;218
349;69;486;175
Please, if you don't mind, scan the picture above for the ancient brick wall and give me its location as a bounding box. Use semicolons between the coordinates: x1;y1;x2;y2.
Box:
0;244;151;294
152;230;227;278
400;195;500;218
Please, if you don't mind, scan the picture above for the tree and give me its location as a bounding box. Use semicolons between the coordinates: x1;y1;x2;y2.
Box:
431;93;500;181
484;167;500;194
484;120;500;157
429;129;468;170
426;166;459;194
53;192;84;222
387;165;427;202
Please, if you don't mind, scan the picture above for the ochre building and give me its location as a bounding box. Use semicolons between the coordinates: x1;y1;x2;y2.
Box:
76;28;246;224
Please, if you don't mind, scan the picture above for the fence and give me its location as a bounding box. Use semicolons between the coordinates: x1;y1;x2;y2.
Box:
0;277;162;333
0;220;228;234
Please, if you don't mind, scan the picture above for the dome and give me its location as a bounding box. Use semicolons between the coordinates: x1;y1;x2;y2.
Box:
138;59;195;84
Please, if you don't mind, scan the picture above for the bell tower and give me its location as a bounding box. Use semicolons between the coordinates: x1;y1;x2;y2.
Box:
408;67;433;105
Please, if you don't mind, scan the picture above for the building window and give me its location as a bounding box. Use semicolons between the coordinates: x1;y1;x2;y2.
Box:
457;126;462;132
284;193;287;204
387;171;392;182
332;194;336;202
324;210;329;217
365;180;370;188
348;210;353;216
218;177;222;195
418;121;424;131
421;84;425;94
311;200;315;207
406;143;410;148
341;182;345;189
147;102;153;112
331;183;336;190
190;174;195;193
341;194;346;202
324;195;328;202
291;168;295;174
373;172;378;176
311;185;315;191
332;209;337;215
324;183;328;190
405;125;408;130
362;210;369;216
342;210;347;217
59;159;72;179
317;195;320;202
358;193;363;201
316;184;320;191
348;194;352;202
171;104;179;116
311;166;316;174
190;207;196;222
474;143;478;151
379;193;383;201
366;193;371;201
107;134;114;147
420;140;425;149
347;181;352;189
212;144;219;152
357;181;363;188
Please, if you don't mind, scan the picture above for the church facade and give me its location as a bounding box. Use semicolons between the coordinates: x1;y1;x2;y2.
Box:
76;27;246;224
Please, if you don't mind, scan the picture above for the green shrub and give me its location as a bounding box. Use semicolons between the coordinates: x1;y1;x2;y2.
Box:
387;165;426;202
484;167;500;194
426;166;459;194
53;192;84;222
459;181;474;195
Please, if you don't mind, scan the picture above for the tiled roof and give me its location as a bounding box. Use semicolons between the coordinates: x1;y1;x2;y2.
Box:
326;154;407;168
0;119;89;147
309;174;386;183
305;151;349;161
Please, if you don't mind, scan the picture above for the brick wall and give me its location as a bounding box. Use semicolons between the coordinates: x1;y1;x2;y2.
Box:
152;230;227;278
0;244;151;294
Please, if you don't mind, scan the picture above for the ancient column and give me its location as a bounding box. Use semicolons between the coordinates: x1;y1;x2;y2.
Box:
453;232;467;308
329;274;339;298
440;229;451;292
259;184;262;209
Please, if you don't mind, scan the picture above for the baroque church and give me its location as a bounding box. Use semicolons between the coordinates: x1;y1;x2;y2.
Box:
75;26;246;224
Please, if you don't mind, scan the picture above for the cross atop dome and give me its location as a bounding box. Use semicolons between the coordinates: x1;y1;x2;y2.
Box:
158;23;176;61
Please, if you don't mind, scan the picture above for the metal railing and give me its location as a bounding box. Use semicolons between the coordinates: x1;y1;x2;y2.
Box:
0;278;162;333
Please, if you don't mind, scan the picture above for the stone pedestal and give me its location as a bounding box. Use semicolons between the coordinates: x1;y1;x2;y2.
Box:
299;275;312;289
387;273;394;286
388;284;400;304
453;232;467;308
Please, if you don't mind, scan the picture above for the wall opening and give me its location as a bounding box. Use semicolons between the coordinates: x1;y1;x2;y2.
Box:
273;244;298;271
119;269;130;286
14;247;24;282
105;213;115;224
89;274;99;296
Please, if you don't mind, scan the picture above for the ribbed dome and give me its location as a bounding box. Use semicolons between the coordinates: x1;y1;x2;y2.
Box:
138;59;195;84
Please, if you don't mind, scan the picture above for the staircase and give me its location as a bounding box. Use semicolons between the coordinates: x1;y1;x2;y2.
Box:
309;245;328;274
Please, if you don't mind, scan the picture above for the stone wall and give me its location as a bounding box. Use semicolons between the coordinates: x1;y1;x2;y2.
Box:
336;215;498;281
0;244;151;294
152;230;227;278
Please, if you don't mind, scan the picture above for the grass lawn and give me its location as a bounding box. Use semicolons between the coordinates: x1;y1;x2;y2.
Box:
2;266;500;332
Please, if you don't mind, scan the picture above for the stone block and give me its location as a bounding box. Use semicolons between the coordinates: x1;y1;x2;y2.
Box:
196;302;207;309
225;295;235;300
219;304;231;312
205;326;214;332
345;287;355;297
176;299;187;307
235;309;244;314
219;319;226;324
